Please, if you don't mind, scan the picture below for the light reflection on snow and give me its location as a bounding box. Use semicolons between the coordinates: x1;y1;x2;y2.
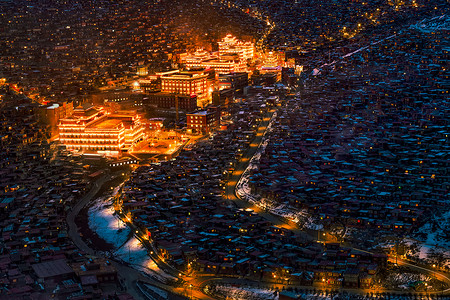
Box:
114;236;176;283
212;285;278;300
146;259;162;272
89;194;176;283
88;197;130;247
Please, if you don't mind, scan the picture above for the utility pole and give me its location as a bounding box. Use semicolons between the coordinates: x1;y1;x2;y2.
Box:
174;89;180;146
395;239;398;265
175;88;179;123
175;93;179;123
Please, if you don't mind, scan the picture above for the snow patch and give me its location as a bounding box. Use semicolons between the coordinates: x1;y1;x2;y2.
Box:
236;112;322;230
211;285;278;300
88;197;130;248
113;236;176;283
410;14;450;33
88;185;176;284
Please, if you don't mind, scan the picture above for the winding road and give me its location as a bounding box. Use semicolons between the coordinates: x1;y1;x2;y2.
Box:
66;174;110;257
66;174;198;299
223;106;450;296
66;174;146;299
66;102;450;299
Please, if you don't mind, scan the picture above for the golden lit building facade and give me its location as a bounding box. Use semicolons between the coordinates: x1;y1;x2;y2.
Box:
218;34;254;61
58;104;145;158
137;66;148;77
161;71;209;107
186;110;219;134
186;57;246;74
183;49;216;65
182;49;246;74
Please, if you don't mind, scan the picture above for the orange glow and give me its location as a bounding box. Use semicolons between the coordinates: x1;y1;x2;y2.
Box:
58;106;145;158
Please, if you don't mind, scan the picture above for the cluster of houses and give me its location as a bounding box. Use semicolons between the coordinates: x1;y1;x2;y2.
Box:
119;94;388;289
247;22;449;245
218;0;433;52
0;92;131;299
0;0;261;104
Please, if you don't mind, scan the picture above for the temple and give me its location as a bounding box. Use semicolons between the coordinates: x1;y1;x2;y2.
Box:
58;103;145;158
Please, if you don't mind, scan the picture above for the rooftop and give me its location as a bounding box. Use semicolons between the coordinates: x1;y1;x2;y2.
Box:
188;111;209;116
32;259;74;279
88;118;123;129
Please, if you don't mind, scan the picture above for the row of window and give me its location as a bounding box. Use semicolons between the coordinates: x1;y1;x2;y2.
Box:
68;145;120;150
61;139;122;144
60;134;120;139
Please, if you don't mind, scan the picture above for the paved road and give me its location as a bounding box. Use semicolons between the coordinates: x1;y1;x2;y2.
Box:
66;174;146;299
224;108;311;241
65;173;209;299
223;107;450;296
65;174;168;299
66;174;110;257
67;107;449;299
392;257;450;295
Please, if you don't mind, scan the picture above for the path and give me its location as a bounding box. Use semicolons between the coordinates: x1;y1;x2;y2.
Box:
66;174;169;299
223;107;450;296
66;174;110;256
224;108;311;241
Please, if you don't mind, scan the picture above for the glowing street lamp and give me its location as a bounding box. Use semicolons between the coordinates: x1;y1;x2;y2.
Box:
189;284;193;299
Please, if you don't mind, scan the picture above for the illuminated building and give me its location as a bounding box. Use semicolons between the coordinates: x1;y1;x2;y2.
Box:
191;57;246;74
182;49;246;74
138;70;181;93
183;49;217;65
138;77;161;92
212;88;234;108
144;118;164;131
144;92;197;112
218;72;249;92
132;81;141;91
218;34;254;61
186;110;219;134
37;101;74;134
90;89;143;105
137;66;148;77
181;34;255;75
264;51;279;67
58;103;145;158
161;70;209;107
260;52;283;82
